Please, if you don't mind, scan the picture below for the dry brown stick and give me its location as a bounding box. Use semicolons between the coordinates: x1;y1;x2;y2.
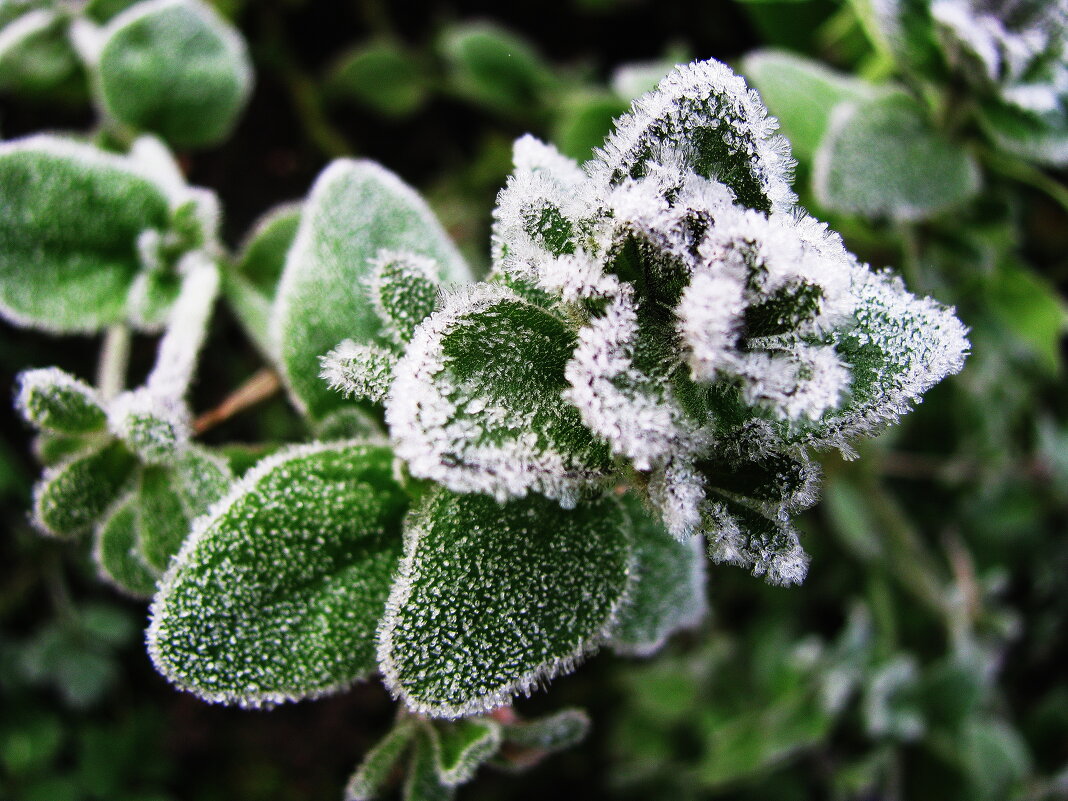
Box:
193;368;282;435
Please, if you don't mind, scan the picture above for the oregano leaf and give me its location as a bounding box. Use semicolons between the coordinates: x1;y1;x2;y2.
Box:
327;40;428;118
15;368;106;435
95;0;253;147
0;135;171;333
404;731;455;801
378;489;633;717
272;159;470;418
0;7;83;97
32;440;137;538
148;441;408;707
367;250;440;346
502;708;590;753
320;340;398;405
387;284;614;507
430;719;502;786
136;465;189;572
93;493;158;598
344;720;418;801
610;494;707;656
107;389;189;464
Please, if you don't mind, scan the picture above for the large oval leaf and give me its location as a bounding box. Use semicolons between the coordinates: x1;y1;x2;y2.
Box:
148;441;408;706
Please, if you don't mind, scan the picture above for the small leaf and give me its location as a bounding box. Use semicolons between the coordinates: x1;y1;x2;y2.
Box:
813;92;981;220
95;0;253;147
986;259;1068;374
404;731;455;801
552;92;630;162
15;368;106;435
430;719;502;786
136;465;189;572
272;159;470;418
93;494;158;598
313;407;385;442
107;389;189;464
0;8;83;97
378;489;633;717
741;49;872;162
327;40;428;118
502;708;590;752
0;135;171;333
148;441;408;706
33;441;137;538
344;720;418;801
610;494;707;656
321;340;398;405
387;284;613;507
367;250;440;346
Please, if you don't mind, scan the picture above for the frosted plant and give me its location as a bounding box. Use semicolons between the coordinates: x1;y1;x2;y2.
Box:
7;51;967;801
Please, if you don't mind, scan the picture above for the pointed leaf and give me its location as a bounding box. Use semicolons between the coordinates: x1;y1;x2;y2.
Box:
93;493;158;598
272;159;470;418
387;284;613;507
404;731;455;801
321;340;398;405
813;92;980;220
95;0;253;147
16;368;106;435
0;136;170;332
327;40;428;118
367;250;440;345
430;719;502;786
378;489;633;717
345;720;418;801
107;389;189;464
611;494;707;656
148;441;408;706
33;441;137;538
502;709;590;752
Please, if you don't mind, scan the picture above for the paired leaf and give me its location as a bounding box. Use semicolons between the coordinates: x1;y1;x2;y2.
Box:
16;368;106;435
33;441;137;538
430;719;502;786
387;284;613;507
272;159;469;418
813;92;980;220
94;494;158;598
95;0;253;147
501;708;590;753
0;136;170;332
378;489;633;717
148;441;409;706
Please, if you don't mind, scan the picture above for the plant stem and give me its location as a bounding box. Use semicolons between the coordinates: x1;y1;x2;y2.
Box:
193;368;282;434
97;323;131;401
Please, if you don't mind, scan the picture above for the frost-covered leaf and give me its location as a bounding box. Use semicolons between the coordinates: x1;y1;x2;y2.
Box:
345;720;418;801
148;441;408;706
327;40;428;118
387;284;613;507
978;100;1068;166
592;58;796;213
34;432;94;467
313;407;385;442
741;49;872;162
0;135;170;332
404;731;455;801
321;340;398;405
93;493;158;598
502;708;590;753
610;494;707;656
378;489;633;717
225;202;301;358
0;8;83;97
15;368;106;435
430;718;502;786
813;92;981;220
367;250;440;346
95;0;253;147
107;389;189;464
32;441;137;538
273;159;470;418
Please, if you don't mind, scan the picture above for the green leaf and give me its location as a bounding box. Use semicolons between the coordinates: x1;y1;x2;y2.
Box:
313;407;385;442
84;0;140;23
404;731;455;801
344;720;417;801
387;284;613;507
986;260;1068;374
978;101;1068;166
93;494;158;598
225;202;301;358
502;709;590;752
0;136;171;333
95;0;253;147
0;8;83;97
327;40;428;118
552;92;630;162
16;368;107;435
593;58;796;213
321;340;398;405
741;49;872;162
367;251;440;346
148;441;408;706
272;159;470;419
813;92;980;220
610;494;707;656
430;719;502;786
439;22;555;115
378;489;633;717
32;440;137;538
107;389;188;464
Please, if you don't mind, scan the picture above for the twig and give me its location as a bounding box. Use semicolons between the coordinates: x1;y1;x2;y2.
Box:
97;323;131;401
193;368;282;435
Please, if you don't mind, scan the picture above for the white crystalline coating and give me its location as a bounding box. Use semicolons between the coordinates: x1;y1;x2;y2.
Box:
108;387;190;463
734;345;852;421
675;266;747;381
15;366;105;433
365;249;441;346
127;136;188;203
702;500;810;586
386;283;610;508
320;339;397;404
430;719;503;786
647;455;707;539
536;251;618;303
590;58;797;214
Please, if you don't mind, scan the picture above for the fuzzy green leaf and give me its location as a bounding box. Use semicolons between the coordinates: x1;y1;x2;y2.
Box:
387;284;614;507
15;368;107;435
148;441;408;706
404;732;455;801
0;8;83;96
95;0;253;147
502;709;590;752
378;489;633;717
368;251;440;345
93;494;158;598
813;92;980;220
430;719;502;786
344;720;418;801
321;340;398;405
33;441;137;538
272;159;470;419
0;136;171;332
611;494;707;656
327;40;428;118
741;49;872;162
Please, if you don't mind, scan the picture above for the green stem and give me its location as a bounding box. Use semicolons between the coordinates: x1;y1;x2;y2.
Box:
97;323;131;401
